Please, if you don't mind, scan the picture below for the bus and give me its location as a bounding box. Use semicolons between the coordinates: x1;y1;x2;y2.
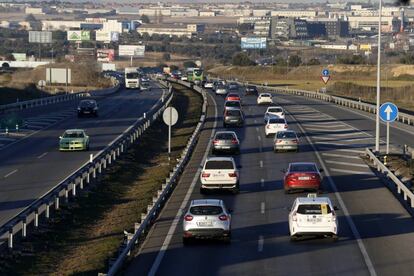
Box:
186;68;204;85
124;67;140;89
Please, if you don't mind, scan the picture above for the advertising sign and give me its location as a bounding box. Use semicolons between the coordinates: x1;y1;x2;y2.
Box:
12;53;27;61
119;45;145;57
96;30;119;42
46;68;71;84
241;37;267;49
97;49;115;62
67;30;91;41
29;31;52;43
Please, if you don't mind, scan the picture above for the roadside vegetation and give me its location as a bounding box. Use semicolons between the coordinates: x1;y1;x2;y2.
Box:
0;84;202;275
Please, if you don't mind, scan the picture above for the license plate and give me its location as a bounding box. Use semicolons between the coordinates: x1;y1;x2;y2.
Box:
230;120;238;122
222;146;230;149
214;174;224;177
197;221;213;227
84;111;90;114
298;176;310;180
307;218;322;223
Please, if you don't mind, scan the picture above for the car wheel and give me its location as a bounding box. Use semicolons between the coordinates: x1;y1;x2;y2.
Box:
232;184;240;194
223;123;227;128
235;149;240;155
284;188;291;194
274;148;278;153
86;143;90;151
183;237;192;245
331;234;338;242
290;235;298;242
200;187;206;194
223;236;231;244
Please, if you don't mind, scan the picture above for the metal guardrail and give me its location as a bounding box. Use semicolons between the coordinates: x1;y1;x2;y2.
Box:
365;148;414;208
0;77;121;114
0;80;172;250
106;80;208;276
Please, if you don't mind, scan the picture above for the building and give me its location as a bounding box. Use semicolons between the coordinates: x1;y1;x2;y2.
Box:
25;7;45;15
171;9;198;17
307;18;349;38
41;20;83;31
270;17;308;39
347;16;400;32
252;9;270;17
270;10;318;18
199;11;216;17
254;19;271;37
102;20;123;33
138;24;196;38
187;24;205;33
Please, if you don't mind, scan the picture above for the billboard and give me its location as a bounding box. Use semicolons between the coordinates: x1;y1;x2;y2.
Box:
96;30;119;42
46;68;72;84
119;45;145;57
12;53;27;61
241;37;267;49
97;49;115;62
67;30;91;41
29;31;52;43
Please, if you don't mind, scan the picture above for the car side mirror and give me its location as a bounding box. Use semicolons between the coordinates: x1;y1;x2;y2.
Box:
238;165;242;169
281;169;286;173
334;206;339;211
319;168;324;173
228;208;233;214
59;136;62;139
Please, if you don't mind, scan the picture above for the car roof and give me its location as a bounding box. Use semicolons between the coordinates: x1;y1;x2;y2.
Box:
215;131;237;135
259;93;271;96
225;100;241;103
190;199;223;207
65;129;85;132
205;156;235;162
267;106;283;110
295;197;332;205
276;130;296;134
289;162;316;166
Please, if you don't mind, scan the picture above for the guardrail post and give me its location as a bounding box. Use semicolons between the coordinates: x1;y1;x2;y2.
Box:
45;202;50;219
93;166;97;178
34;209;39;228
55;196;60;210
144;112;146;119
90;154;93;163
121;144;124;153
65;187;69;203
8;228;13;249
80;177;84;189
22;219;27;238
72;182;77;197
98;162;102;173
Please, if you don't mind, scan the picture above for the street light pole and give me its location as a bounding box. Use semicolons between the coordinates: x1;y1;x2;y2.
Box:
375;0;382;153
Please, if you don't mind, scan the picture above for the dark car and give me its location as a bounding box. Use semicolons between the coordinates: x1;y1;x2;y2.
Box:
223;108;244;128
77;99;98;117
245;85;258;96
228;82;239;91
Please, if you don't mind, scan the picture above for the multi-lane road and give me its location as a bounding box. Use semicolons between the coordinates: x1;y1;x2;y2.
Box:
0;82;164;227
126;84;414;275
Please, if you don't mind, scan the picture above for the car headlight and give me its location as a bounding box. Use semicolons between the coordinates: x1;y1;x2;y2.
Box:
94;107;98;110
77;107;81;111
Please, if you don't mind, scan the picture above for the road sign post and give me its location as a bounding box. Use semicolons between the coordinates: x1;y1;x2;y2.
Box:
379;102;398;155
163;107;178;162
321;69;330;92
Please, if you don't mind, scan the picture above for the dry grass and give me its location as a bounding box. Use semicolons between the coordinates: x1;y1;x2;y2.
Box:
0;84;202;275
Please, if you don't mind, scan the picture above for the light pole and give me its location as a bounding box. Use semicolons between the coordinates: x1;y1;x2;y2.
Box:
375;0;382;153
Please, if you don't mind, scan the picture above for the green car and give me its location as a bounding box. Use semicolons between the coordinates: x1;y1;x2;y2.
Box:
59;129;90;151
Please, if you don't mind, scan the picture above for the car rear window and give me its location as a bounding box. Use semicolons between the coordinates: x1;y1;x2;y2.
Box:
290;164;317;172
205;160;234;170
64;132;84;138
277;132;297;139
226;110;241;116
247;86;256;89
215;133;235;140
268;107;283;113
296;204;332;215
80;101;96;107
268;118;285;124
227;93;239;97
190;205;223;215
225;101;240;107
261;94;270;98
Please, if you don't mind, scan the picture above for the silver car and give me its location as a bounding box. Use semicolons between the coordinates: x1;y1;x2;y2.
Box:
183;199;232;244
212;131;240;155
274;130;299;152
215;84;228;95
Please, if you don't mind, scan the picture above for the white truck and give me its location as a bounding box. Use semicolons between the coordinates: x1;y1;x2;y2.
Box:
124;67;140;89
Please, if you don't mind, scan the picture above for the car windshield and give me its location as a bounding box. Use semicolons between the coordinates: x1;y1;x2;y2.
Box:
190;205;223;215
290;164;317;172
217;85;225;89
126;73;139;79
225;101;240;107
226;110;241;116
277;132;297;139
268;118;285;124
205;160;234;170
261;94;270;98
268;107;283;113
296;204;332;215
215;133;235;140
247;86;256;89
80;101;96;107
63;131;84;138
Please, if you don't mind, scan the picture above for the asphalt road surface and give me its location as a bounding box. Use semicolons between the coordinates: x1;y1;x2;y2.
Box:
0;82;165;228
126;85;414;276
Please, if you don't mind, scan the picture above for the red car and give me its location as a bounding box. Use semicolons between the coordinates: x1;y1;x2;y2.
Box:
283;162;323;193
225;93;241;102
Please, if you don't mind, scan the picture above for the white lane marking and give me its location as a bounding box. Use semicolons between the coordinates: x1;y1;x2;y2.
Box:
325;160;368;168
315;141;347;146
148;92;218;276
256;127;259;132
304;124;347;129
0;137;17;142
330;168;374;176
286;107;377;276
322;153;360;159
336;149;365;154
261;202;265;214
254;119;257;123
306;127;355;132
258;135;261;141
261;178;265;187
258;236;264;252
37;152;48;159
326;132;367;137
4;169;18;178
260;160;263;168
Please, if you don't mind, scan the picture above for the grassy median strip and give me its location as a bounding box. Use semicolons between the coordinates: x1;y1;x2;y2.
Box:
0;84;202;275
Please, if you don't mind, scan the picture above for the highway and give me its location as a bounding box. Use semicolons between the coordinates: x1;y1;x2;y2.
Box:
126;85;414;276
0;82;165;227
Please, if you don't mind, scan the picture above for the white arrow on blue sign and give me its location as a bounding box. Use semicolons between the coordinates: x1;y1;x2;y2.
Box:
379;102;398;122
322;69;330;76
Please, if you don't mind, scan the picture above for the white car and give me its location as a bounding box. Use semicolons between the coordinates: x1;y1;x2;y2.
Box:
264;106;285;122
257;93;273;105
200;157;239;194
215;85;228;96
265;117;288;137
182;199;232;244
204;81;214;89
181;75;188;81
289;194;338;241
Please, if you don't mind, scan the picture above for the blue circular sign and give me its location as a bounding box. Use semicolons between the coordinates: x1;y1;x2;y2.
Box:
322;69;330;76
379;102;398;122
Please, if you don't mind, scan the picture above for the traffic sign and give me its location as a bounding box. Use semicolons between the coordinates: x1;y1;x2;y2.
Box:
163;107;178;126
379;102;398;122
322;69;330;76
321;76;330;85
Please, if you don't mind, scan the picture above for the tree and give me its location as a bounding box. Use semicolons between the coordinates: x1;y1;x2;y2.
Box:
25;14;37;22
400;53;414;64
288;55;302;67
337;54;366;65
162;53;171;61
232;52;255;66
141;14;150;24
170;65;179;71
307;58;321;65
183;60;197;68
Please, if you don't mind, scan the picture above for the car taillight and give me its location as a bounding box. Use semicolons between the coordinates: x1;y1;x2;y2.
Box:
291;211;297;221
213;139;219;145
228;172;237;177
184;215;193;221
292;139;298;144
231;138;238;144
276;139;283;143
288;173;298;181
266;125;270;129
284;124;288;129
202;172;210;177
219;215;229;221
332;211;336;221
